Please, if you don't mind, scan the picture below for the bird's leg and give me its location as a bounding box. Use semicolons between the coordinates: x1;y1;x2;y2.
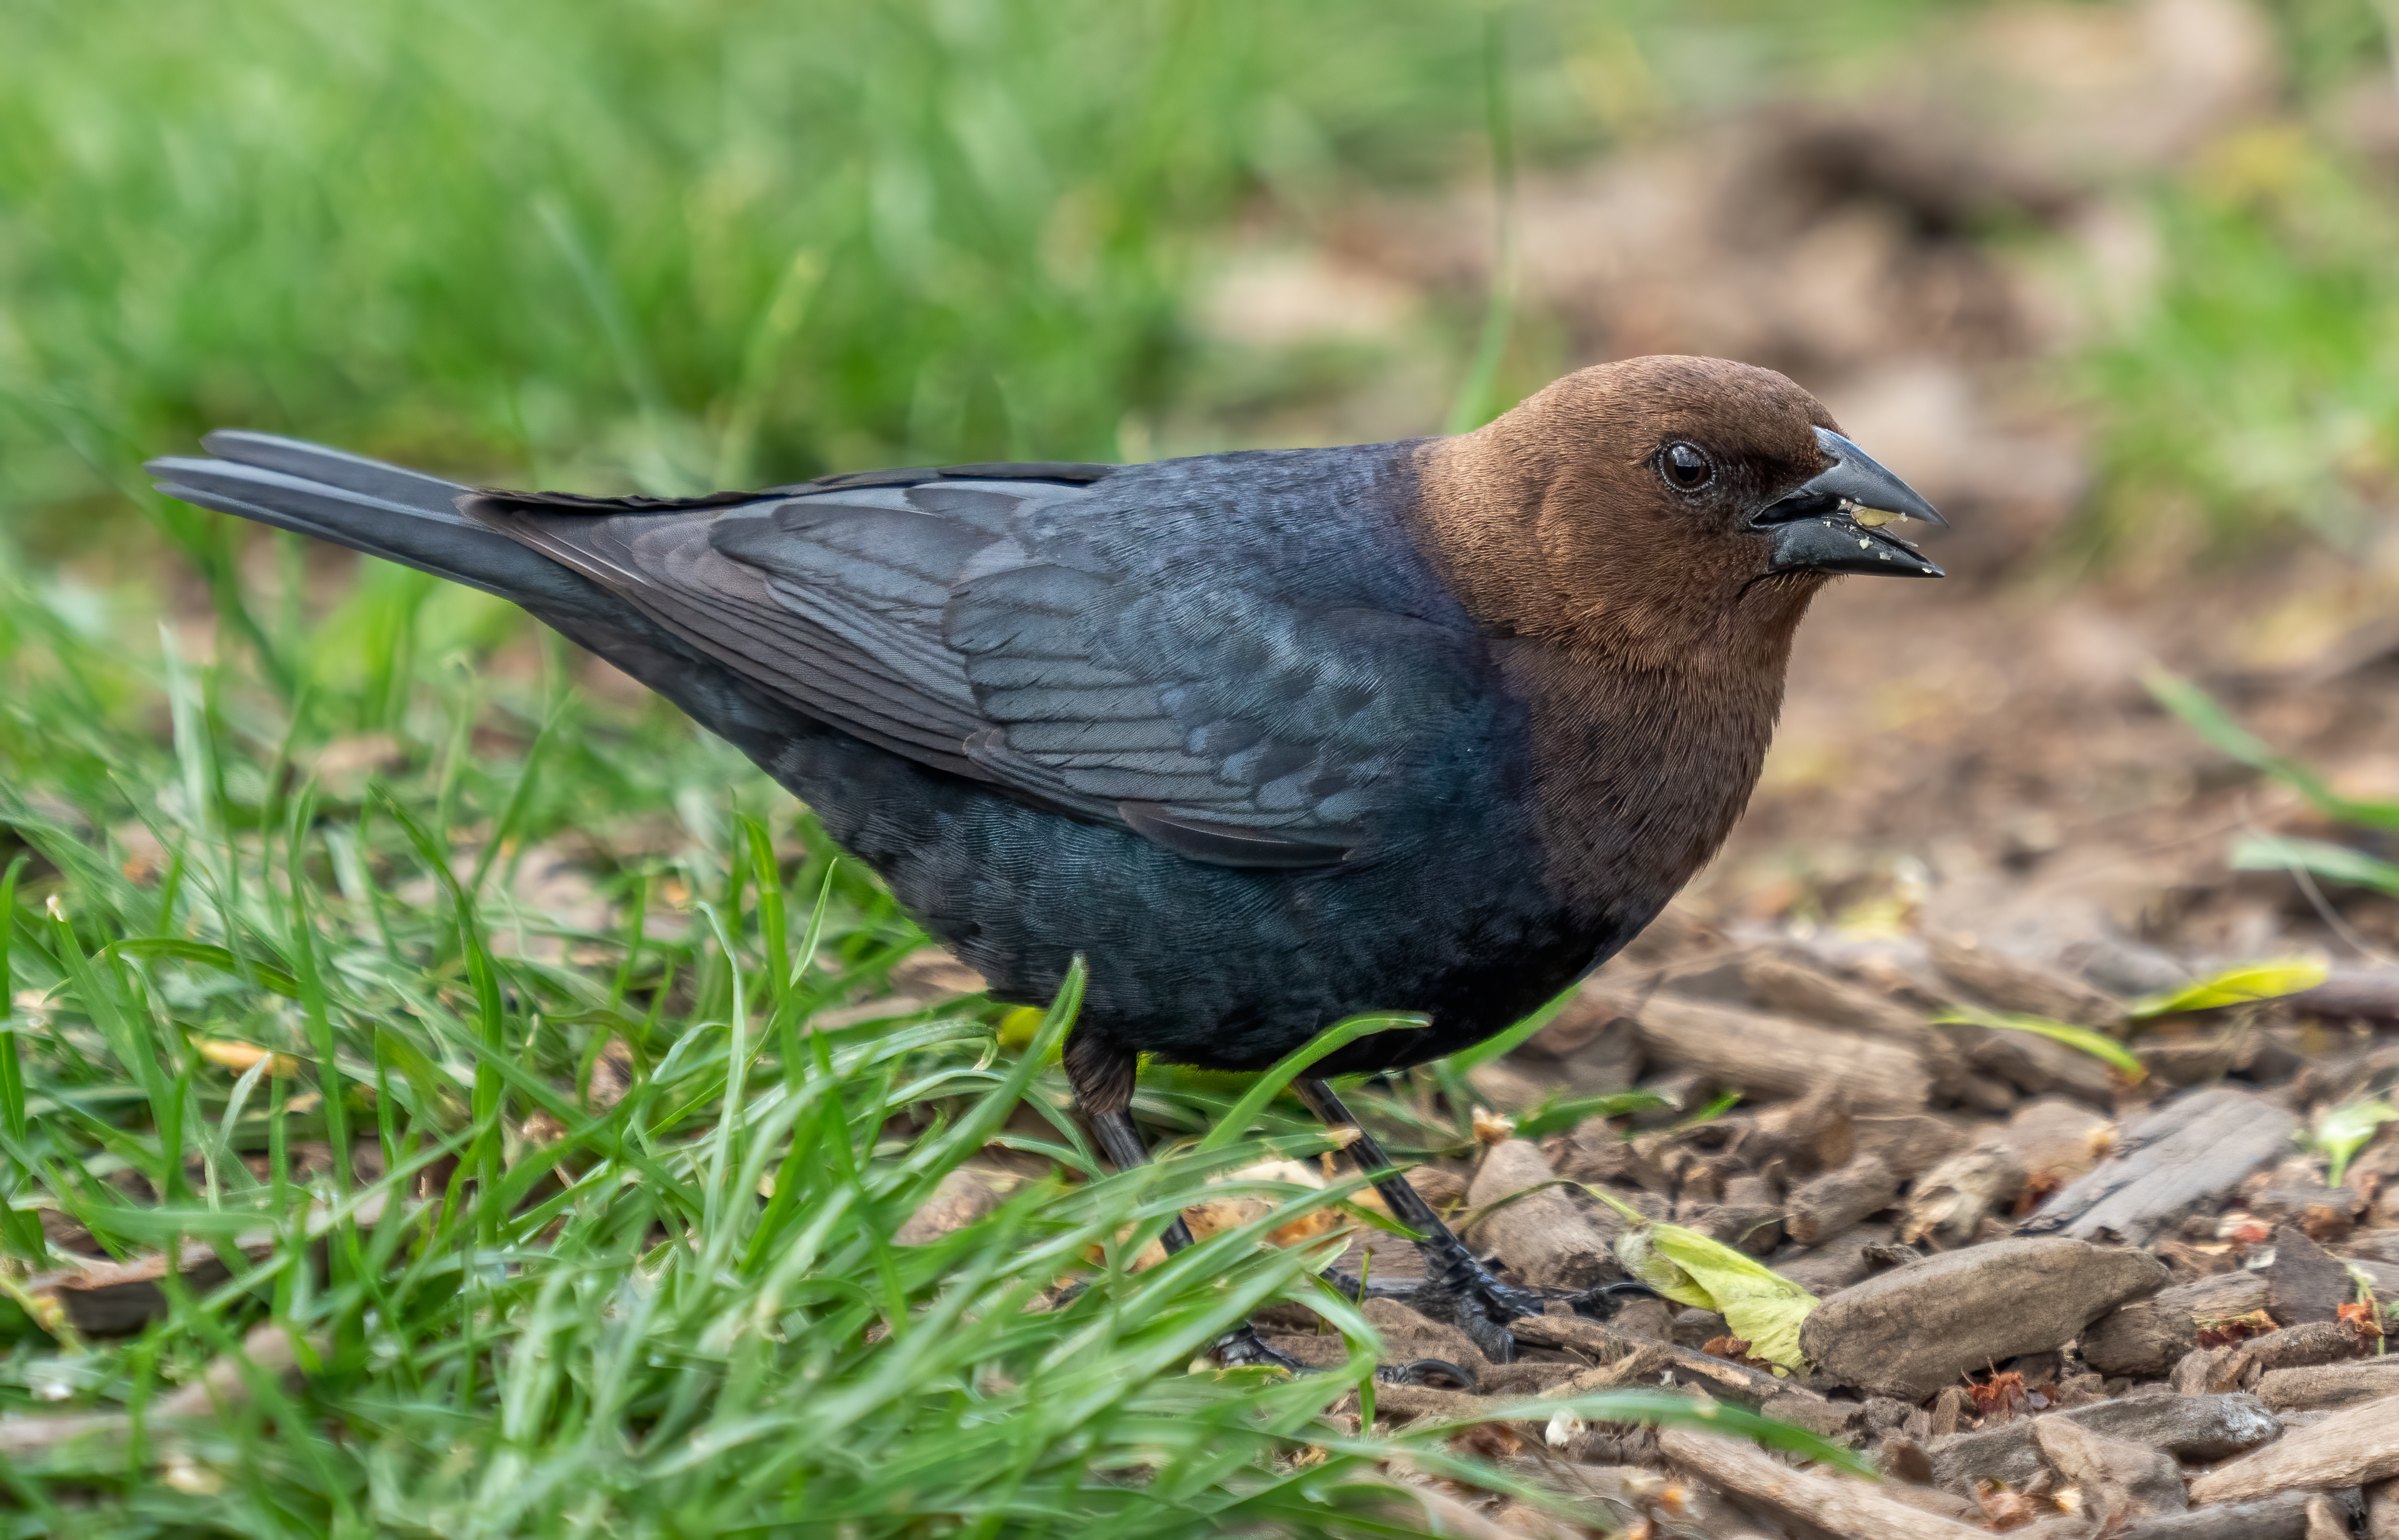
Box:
1062;1033;1304;1375
1292;1076;1547;1364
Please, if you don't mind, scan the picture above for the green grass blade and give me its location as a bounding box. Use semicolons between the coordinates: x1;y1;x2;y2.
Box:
1931;1003;2144;1077
1194;1011;1425;1154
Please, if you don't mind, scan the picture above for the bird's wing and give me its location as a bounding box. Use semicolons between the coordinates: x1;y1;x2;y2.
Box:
943;557;1484;867
470;481;1011;780
472;472;1486;868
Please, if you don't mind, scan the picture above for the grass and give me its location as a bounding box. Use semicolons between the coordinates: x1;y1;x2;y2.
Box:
0;0;1598;527
2076;126;2399;558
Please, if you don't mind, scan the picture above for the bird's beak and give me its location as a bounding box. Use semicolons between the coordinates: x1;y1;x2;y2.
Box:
1751;426;1945;578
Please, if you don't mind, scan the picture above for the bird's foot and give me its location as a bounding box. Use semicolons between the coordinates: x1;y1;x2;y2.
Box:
1320;1259;1667;1362
1411;1245;1548;1364
1316;1252;1537;1362
1372;1357;1479;1389
1209;1323;1310;1374
1209;1323;1477;1390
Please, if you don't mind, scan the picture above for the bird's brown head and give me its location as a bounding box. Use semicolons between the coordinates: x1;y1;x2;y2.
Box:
1412;355;1942;664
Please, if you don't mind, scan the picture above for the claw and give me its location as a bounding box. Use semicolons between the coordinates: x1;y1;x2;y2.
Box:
1374;1357;1479;1390
1210;1323;1309;1374
1562;1280;1666;1319
1470;1260;1548;1324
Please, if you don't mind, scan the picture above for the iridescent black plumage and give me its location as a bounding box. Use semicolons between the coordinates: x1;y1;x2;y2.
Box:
149;354;1945;1365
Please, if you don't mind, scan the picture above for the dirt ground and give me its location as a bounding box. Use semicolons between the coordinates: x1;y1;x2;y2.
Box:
1126;4;2399;1531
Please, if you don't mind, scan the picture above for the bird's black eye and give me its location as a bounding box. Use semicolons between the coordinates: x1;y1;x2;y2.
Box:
1659;442;1714;492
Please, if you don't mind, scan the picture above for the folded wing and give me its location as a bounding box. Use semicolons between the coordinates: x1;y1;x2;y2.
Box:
472;471;1486;867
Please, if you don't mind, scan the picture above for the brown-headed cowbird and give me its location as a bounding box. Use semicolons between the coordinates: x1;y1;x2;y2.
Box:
149;354;1942;1368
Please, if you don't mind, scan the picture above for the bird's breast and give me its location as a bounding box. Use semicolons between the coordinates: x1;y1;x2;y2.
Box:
1497;642;1788;922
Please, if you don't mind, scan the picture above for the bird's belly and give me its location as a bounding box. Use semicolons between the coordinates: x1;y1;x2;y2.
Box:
960;849;1621;1075
770;731;1643;1075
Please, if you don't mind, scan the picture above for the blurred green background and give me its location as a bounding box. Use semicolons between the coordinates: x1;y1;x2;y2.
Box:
3;0;2395;585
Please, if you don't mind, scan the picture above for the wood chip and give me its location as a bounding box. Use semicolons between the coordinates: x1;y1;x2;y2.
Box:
1901;1141;2031;1245
1849;1113;1974;1181
893;1167;1009;1243
2261;1225;2355;1325
2018;1087;2298;1246
2306;1492;2357;1540
2365;1478;2399;1540
1517;1315;1859;1441
2030;1414;2186;1527
1586;986;1931;1112
1741;951;1977;1095
1463;1139;1619;1292
1374;1479;1574;1540
1800;1236;2169;1399
1928;934;2129;1030
2080;1296;2199;1378
1659;1424;1993;1539
2114;1492;2318;1539
2187;1389;2399;1504
2227;1319;2377;1383
1787;1155;1900;1246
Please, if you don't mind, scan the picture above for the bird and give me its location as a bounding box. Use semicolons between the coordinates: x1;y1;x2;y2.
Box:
149;353;1943;1373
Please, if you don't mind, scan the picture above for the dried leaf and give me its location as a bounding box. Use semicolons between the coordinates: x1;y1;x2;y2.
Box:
2217;1213;2273;1246
1181;1158;1347;1249
192;1038;298;1077
1976;1483;2038;1530
1699;1334;1778;1373
2195;1309;2276;1348
1589;1187;1817;1372
1448;1420;1522;1459
1967;1369;2028;1421
1470;1107;1516;1145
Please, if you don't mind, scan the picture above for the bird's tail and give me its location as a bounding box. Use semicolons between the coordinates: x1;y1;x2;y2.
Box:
145;432;603;614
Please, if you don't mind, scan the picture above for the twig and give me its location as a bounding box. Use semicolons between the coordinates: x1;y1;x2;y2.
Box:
1658;1425;1990;1539
0;1322;322;1457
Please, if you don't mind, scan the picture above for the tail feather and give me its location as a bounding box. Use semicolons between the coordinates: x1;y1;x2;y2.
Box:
145;433;604;612
202;429;472;512
147;430;863;786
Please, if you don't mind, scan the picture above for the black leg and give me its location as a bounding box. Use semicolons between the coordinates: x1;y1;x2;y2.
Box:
1062;1033;1302;1374
1292;1076;1548;1363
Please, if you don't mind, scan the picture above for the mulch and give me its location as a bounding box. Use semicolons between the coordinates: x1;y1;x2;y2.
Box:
1270;927;2399;1538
